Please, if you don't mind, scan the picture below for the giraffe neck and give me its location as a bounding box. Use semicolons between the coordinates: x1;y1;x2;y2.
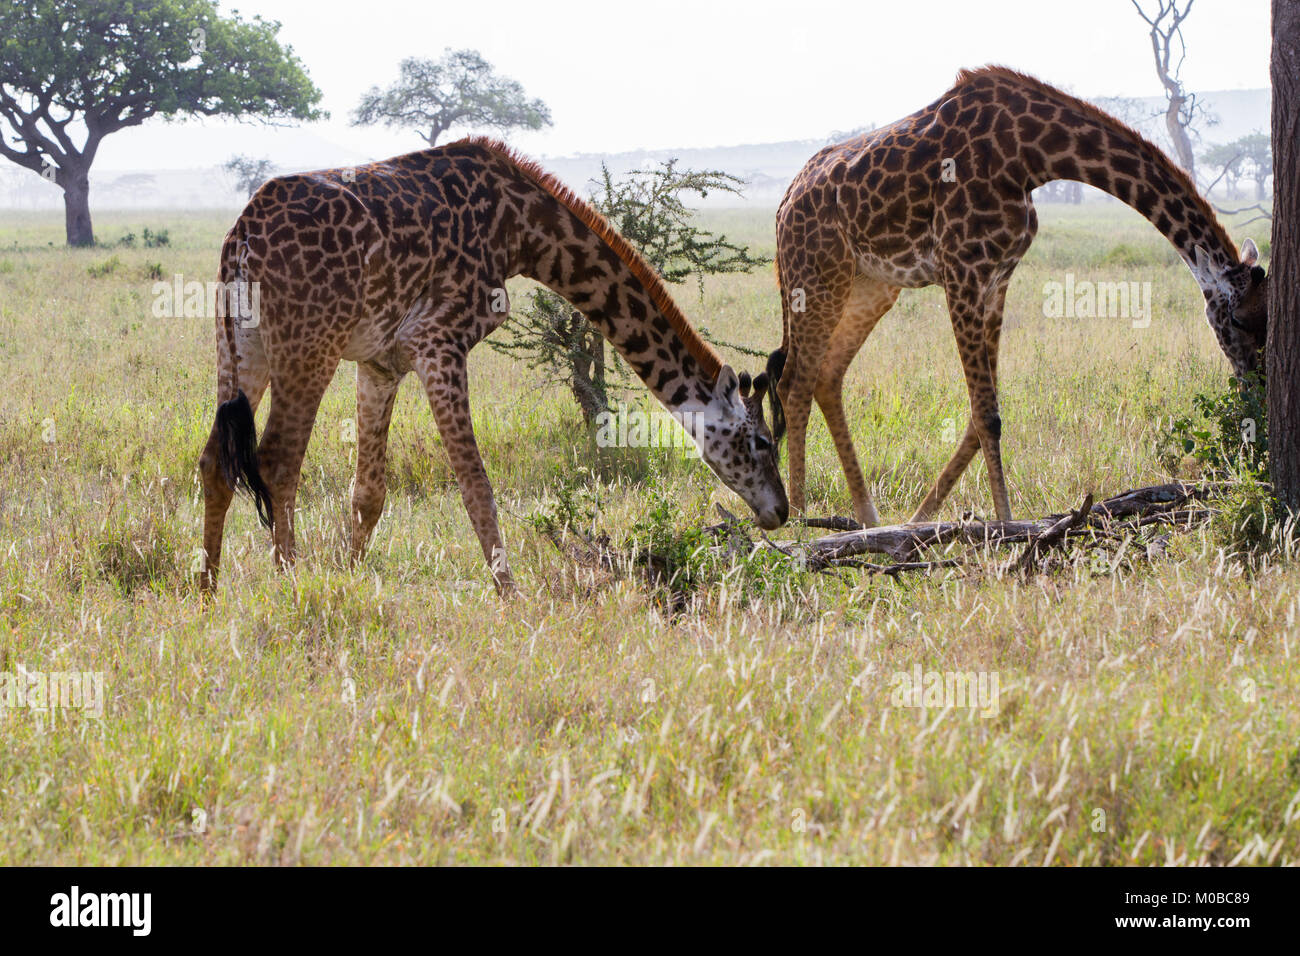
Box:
513;184;722;413
1016;92;1239;284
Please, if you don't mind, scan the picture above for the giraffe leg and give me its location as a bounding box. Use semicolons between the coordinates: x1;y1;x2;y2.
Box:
198;339;270;595
778;287;852;516
409;344;515;595
780;336;828;518
909;421;982;523
349;362;401;561
914;277;1012;522
258;355;343;570
813;279;900;526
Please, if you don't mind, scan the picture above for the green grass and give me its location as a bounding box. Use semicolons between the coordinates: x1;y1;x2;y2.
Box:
0;202;1295;865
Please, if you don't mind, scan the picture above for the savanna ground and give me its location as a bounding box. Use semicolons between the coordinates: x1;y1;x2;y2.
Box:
0;198;1297;865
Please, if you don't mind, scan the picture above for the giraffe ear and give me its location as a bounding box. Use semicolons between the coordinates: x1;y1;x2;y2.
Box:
1193;245;1214;277
713;365;740;403
1241;238;1259;268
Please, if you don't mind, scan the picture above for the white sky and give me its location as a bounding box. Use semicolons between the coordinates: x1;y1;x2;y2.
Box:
93;0;1272;168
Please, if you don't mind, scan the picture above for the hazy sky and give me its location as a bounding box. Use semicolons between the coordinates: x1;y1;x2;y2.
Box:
94;0;1272;168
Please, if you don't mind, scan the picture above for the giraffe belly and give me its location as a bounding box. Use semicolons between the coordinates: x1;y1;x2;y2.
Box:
232;321;269;385
341;322;391;363
855;251;938;289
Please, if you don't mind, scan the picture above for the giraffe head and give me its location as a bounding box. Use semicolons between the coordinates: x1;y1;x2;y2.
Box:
1194;238;1268;380
679;365;789;529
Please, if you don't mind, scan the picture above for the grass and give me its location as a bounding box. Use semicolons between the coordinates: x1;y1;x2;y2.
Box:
0;201;1296;865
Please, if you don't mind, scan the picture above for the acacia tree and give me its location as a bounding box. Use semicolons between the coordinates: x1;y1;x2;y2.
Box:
490;161;767;423
350;50;552;147
1268;0;1300;513
224;154;276;199
1131;0;1211;178
1201;142;1245;198
1237;132;1273;200
1206;134;1274;225
0;0;322;246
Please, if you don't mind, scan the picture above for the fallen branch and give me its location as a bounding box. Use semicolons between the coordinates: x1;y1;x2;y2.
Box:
542;482;1227;593
826;557;965;576
796;515;864;532
806;515;1067;564
1016;494;1094;573
1086;481;1213;521
801;481;1224;572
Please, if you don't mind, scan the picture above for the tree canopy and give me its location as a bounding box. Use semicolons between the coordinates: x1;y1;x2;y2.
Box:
491;161;767;422
0;0;324;244
350;49;552;147
224;154;277;199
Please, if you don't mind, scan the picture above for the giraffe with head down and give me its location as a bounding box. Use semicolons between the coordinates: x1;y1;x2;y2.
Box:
767;66;1268;529
198;137;787;596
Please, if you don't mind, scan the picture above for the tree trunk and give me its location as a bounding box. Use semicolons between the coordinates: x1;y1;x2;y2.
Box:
1164;93;1197;177
588;328;606;404
62;169;94;247
567;312;609;424
1268;0;1300;512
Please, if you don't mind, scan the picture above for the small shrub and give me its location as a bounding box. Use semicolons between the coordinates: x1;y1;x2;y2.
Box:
1160;373;1287;559
526;469;601;538
1159;372;1267;480
142;227;170;248
96;514;182;596
1212;472;1279;558
1097;242;1174;268
87;255;122;278
628;489;721;595
627;486;810;608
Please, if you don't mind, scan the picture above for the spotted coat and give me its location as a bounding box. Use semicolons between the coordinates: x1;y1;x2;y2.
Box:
198;138;786;595
772;66;1267;527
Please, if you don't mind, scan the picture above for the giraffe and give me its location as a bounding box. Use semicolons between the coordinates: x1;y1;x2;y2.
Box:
766;65;1268;528
198;137;787;596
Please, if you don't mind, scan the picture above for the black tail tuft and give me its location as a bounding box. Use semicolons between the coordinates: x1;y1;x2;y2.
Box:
765;348;787;443
215;390;273;529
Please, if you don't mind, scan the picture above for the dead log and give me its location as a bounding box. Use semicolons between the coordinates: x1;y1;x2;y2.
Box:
1016;494;1093;573
543;482;1225;590
825;557;965;576
806;515;1065;564
796;515;864;532
1086;481;1212;521
802;481;1223;571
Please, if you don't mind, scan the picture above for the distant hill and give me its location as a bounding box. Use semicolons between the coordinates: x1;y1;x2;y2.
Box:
0;88;1270;210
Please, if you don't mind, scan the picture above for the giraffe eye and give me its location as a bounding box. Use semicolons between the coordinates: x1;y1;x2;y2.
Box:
754;434;772;453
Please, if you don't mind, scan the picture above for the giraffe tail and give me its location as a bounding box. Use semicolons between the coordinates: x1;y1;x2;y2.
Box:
213;215;272;529
765;348;787;443
215;391;273;529
765;257;789;443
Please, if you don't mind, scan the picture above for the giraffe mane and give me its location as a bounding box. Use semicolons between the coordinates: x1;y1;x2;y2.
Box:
462;135;725;382
952;65;1238;261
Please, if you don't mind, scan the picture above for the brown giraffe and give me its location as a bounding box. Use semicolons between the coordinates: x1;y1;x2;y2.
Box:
767;66;1268;528
198;137;787;595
